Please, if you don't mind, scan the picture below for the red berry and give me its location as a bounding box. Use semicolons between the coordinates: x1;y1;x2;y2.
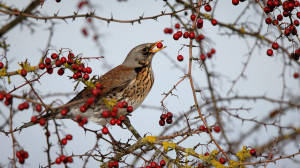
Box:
35;104;42;112
68;52;75;59
173;33;179;40
166;112;173;119
80;105;87;112
277;14;283;21
57;68;64;76
23;102;29;109
150;162;157;167
102;127;109;134
211;19;217;26
21;69;27;77
160;114;167;120
51;53;58;59
108;162;114;168
266;49;273;56
199;125;206;131
92;88;101;97
296;12;300;19
272;42;279;50
160;160;166;166
0;93;3;101
66;134;73;140
177;31;182;37
31;116;38;123
47;68;53;74
159;119;165;126
55;157;62;164
294;73;299;78
0;62;3;69
87;97;95;105
60;155;67;162
211;48;216;54
16;151;21;158
265;18;272;24
95;83;102;89
45;58;51;65
86;67;92;74
67;156;73;163
39;63;45;70
205;4;212;12
183;32;189;38
83;74;90;80
250;149;256;156
39;118;46;126
116;119;122;125
18;104;24;111
61;108;68;116
163;28;168;34
219;157;226;164
61;138;68;145
110;118;116;125
82;28;88;36
284;28;291;36
232;0;239;5
24;151;29;158
60;57;67;63
102;110;110;118
214;126;220;133
190;14;196;21
67;59;73;65
294;20;300;26
113;161;119;167
19;157;25;164
126;106;133;113
264;7;271;13
166;118;173;124
55;60;62;67
177;55;184;61
175;23;180;29
122;101;128;108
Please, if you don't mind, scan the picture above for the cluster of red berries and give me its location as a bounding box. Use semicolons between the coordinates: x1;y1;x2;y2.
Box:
163;28;174;34
108;161;119;168
74;114;88;126
0;92;13;106
140;160;166;168
199;125;220;133
55;155;73;164
159;112;173;126
39;52;93;81
61;134;73;145
200;48;216;61
18;102;29;111
31;115;47;126
79;83;103;113
16;150;29;164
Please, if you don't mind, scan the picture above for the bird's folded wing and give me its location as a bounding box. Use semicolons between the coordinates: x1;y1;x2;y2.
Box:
67;65;137;104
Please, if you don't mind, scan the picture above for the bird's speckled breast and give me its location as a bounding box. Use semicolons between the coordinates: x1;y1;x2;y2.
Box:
121;66;154;109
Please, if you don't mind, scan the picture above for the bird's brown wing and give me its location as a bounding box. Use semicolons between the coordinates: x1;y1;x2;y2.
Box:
67;65;137;104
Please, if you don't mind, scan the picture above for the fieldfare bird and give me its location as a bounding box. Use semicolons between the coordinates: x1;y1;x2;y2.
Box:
21;41;165;129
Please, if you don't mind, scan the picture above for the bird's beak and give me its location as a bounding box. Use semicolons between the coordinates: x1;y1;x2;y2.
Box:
149;40;167;53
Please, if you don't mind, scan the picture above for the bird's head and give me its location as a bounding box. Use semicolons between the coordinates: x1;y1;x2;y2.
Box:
122;41;166;68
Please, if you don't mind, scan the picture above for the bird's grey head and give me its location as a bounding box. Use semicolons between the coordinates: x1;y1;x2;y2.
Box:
122;41;166;68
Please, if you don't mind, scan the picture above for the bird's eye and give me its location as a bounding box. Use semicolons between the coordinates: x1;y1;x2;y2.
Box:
141;47;149;54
